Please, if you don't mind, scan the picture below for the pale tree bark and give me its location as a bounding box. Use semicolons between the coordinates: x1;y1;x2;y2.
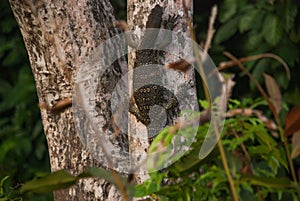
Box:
9;0;127;200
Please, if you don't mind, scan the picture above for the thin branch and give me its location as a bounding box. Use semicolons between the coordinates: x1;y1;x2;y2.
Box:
218;53;290;80
203;5;217;54
223;52;277;116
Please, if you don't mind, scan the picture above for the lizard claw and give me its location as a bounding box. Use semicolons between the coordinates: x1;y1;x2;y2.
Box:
163;14;180;30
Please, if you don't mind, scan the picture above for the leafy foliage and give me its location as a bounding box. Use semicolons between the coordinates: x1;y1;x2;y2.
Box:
212;0;300;105
135;99;298;200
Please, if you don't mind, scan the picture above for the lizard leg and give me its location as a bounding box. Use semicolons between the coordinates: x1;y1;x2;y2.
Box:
115;20;140;48
164;81;195;118
129;99;150;125
155;14;179;49
125;32;139;48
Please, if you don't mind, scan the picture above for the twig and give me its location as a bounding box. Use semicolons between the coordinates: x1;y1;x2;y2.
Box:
218;53;290;80
203;5;217;54
226;108;277;131
223;52;277;116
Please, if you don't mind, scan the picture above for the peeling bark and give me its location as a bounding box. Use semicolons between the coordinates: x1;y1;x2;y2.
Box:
9;0;126;200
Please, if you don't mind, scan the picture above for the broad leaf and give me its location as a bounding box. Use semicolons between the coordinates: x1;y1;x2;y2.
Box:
134;182;159;197
83;167;127;187
291;130;300;159
20;170;78;193
285;104;300;136
262;14;282;46
284;0;298;32
264;73;282;114
219;0;238;23
239;176;292;188
0;176;9;196
20;167;129;194
239;7;258;33
215;17;239;44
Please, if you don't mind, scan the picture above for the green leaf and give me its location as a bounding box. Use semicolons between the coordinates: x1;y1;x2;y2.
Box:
290;26;300;43
283;0;298;32
215;17;239;44
148;128;170;153
20;170;78;193
199;99;209;109
83;167;127;187
171;139;217;173
31;120;42;139
219;0;238;23
249;59;269;90
155;185;183;197
255;128;276;150
262;14;283;46
228;99;241;109
20;167;130;195
134;182;159;197
0;176;9;196
271;148;288;171
239;176;292;189
274;37;299;67
239;7;259;33
0;139;16;161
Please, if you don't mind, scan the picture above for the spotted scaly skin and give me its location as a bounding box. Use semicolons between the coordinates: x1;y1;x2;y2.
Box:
129;5;180;137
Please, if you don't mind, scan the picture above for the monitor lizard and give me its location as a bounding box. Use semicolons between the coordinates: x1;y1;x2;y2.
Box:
128;5;181;138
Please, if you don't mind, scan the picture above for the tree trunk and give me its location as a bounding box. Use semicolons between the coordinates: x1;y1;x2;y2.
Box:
9;0;126;200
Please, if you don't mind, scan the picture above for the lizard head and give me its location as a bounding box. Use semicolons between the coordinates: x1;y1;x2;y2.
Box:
145;5;164;29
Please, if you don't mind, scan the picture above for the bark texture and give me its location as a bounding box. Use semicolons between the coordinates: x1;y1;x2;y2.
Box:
9;0;126;200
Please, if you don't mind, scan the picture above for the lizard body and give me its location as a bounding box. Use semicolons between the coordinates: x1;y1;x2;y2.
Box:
129;5;180;137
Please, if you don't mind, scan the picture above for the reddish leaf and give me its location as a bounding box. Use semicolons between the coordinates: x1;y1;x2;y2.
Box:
291;130;300;159
285;104;300;137
264;73;282;114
